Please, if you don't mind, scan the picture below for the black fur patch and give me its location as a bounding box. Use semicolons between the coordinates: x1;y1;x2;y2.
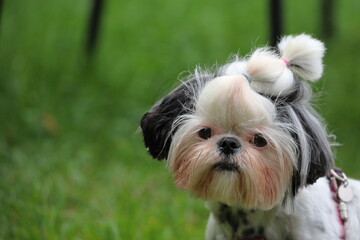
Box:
257;226;265;236
140;75;213;160
237;209;249;225
242;227;256;237
217;203;239;233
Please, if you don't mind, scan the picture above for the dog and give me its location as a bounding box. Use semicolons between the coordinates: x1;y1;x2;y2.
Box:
140;34;360;240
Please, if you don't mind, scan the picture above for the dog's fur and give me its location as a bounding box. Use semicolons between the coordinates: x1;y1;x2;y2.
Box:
140;34;360;240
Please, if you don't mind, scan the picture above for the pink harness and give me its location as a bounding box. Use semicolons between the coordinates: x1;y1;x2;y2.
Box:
328;168;353;240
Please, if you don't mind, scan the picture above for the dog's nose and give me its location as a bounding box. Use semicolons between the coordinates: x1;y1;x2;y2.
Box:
218;137;241;155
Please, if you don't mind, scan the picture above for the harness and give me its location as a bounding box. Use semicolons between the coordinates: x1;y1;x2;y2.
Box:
327;168;353;240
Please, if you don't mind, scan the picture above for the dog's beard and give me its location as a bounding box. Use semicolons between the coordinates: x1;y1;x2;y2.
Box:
168;122;295;209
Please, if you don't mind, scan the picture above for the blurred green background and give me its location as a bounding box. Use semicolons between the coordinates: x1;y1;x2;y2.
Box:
0;0;359;239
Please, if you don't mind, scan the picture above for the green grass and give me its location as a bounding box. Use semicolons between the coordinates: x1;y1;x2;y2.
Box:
0;0;360;239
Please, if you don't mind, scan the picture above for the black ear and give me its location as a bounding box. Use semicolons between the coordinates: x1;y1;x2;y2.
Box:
140;76;209;160
274;81;334;195
292;103;334;185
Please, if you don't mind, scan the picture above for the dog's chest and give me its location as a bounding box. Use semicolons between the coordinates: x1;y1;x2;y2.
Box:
207;202;291;240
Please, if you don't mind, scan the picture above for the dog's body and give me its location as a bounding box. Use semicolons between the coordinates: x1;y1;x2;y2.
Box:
206;177;360;240
140;34;360;239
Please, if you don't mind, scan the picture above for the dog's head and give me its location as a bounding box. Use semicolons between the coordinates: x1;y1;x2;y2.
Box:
140;34;334;209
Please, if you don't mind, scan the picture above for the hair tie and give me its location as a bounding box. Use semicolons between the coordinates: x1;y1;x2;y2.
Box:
242;72;253;83
280;57;291;67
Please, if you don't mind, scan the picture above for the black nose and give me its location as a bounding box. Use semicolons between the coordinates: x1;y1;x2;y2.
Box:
218;137;241;155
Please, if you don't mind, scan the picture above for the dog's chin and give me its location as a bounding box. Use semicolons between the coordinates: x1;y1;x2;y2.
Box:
182;163;277;209
212;159;239;172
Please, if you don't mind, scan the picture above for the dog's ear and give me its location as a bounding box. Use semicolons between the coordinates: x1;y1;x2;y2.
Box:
280;101;334;194
293;103;334;185
140;75;209;160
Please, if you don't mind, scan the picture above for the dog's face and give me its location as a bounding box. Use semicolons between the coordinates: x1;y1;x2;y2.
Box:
168;76;295;208
141;34;334;209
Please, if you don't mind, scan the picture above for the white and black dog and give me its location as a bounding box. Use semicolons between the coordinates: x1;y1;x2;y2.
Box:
140;34;360;240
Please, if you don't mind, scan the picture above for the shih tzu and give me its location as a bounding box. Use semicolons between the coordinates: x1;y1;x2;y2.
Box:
140;34;360;240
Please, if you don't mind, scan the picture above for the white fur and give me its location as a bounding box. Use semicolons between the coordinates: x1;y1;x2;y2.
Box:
221;49;296;97
278;34;326;81
221;34;325;97
196;76;276;128
206;177;360;240
246;48;295;96
219;59;247;76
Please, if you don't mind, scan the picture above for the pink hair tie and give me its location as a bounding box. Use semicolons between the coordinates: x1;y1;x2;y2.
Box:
280;57;290;67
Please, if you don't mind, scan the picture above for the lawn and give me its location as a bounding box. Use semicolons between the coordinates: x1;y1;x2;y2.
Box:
0;0;359;239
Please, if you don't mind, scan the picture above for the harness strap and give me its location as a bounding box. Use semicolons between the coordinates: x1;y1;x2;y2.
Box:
328;168;347;240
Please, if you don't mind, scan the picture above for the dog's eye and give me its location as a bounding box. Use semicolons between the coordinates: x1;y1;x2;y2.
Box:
250;134;267;148
198;128;212;140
